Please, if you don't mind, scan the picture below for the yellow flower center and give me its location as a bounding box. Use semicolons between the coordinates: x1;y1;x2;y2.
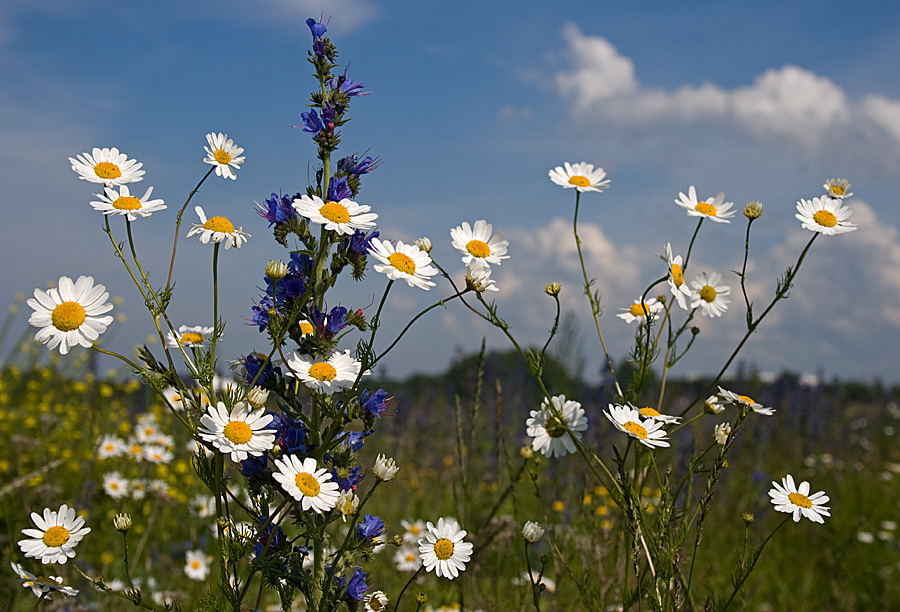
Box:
830;185;845;196
319;201;350;224
623;420;648;439
110;482;120;490
388;252;417;275
671;263;684;287
410;525;421;535
223;421;253;445
298;321;314;336
203;216;235;233
51;301;87;332
813;210;837;228
180;332;205;345
405;553;416;562
568;175;591;187
738;395;756;405
295;472;321;497
629;303;649;317
112;195;142;210
104;444;114;451
639;407;660;417
214;149;232;165
130;445;142;455
695;202;718;216
699;285;717;303
309;362;337;381
788;491;813;509
544;414;568;439
94;162;122;180
466;239;491;258
191;560;201;569
42;526;71;548
433;538;455;560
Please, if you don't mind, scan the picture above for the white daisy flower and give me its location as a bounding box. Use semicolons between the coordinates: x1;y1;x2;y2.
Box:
190;494;217;519
368;238;438;290
186;206;249;249
286;349;362;395
167;325;214;349
364;590;389;612
70;147;144;186
134;419;160;443
129;479;148;500
10;562;78;599
768;474;830;523
27;275;114;355
823;178;852;200
142;444;173;464
450;220;509;266
548;161;610;193
198;401;276;462
675;186;736;223
690;271;731;318
401;519;427;545
795;196;857;235
617;297;664;324
204;132;245;180
604;403;670;448
373;454;399;481
637;406;681;425
272;455;340;514
418;517;474;580
660;243;692;309
18;504;91;564
522;521;545;543
103;471;129;499
705;394;727;414
292;194;378;235
393;544;422;571
716;387;775;416
526;395;588;458
184;550;211;580
714;422;731;446
336;490;360;521
464;259;498;293
90;185;166;221
97;434;126;458
245;386;270;409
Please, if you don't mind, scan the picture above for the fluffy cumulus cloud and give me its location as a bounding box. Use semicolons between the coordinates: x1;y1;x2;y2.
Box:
554;23;900;153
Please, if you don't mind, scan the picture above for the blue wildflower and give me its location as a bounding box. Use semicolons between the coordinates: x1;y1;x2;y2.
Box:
346;229;379;256
250;296;275;332
344;429;372;451
306;17;327;40
360;388;387;418
308;304;348;338
299;109;324;135
335;567;368;601
337;153;380;177
333;466;364;492
241;453;268;478
264;273;305;305
279;414;308;454
356;514;385;540
289;252;315;279
241;352;275;386
256;193;296;226
329;72;371;97
253;515;285;558
327;176;352;202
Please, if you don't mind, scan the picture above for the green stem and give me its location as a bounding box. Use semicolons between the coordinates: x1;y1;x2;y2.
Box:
720;517;791;612
393;567;425;612
167;166;215;289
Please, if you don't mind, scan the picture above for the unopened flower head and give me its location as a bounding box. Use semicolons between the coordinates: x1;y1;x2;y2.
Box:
91;185;166;221
114;513;132;532
245;386;269;409
337;490;360;521
70;147;144;186
18;504;91;564
690;271;731;318
418;517;474;580
27;275;114;355
714;422;731;446
414;237;433;253
795;196;857;235
450;220;509;266
374;454;399;481
186;206;250;248
267;260;289;280
204;132;245;180
545;282;561;296
526;395;588;458
522;521;545;543
368;238;438;290
823;178;852;200
548;162;610;193
675;186;736;223
768;474;830;523
465;260;498;293
743;201;764;220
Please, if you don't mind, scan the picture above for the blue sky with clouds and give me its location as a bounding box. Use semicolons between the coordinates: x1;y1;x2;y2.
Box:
2;0;900;384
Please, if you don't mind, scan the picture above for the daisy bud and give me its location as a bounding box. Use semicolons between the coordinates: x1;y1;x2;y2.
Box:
114;513;132;532
520;446;534;460
373;454;399;481
266;260;288;280
743;201;764;220
544;282;561;296
714;422;731;446
414;237;432;253
246;386;269;409
522;521;545;543
415;593;428;605
742;513;755;524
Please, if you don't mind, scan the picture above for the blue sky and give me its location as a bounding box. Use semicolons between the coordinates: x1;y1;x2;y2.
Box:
2;0;900;384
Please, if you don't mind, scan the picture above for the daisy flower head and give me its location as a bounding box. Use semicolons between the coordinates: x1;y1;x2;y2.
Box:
823;178;852;200
717;387;775;416
286;349;361;395
198;400;276;462
18;504;91;564
795;196;857;235
292;194;378;236
690;271;731;318
768;474;830;523
272;455;340;513
97;434;126;458
522;521;545;543
204;132;245;180
11;562;78;599
526;395;588;458
103;471;129;499
548;161;610;193
661;243;692;309
365;590;389;612
675;186;736;223
418;517;474;580
714;422;731;446
450;220;509;266
184;550;211;580
605;403;670;448
27;275;114;355
465;259;498;293
70;147;144;186
638;406;681;425
373;454;399;481
368;238;438;290
167;325;214;349
186;206;249;249
91;185;166;221
617;297;664;324
393;544;421;571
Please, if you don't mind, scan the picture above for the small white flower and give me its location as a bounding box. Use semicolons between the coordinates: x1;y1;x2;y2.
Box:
368;238;438;290
18;504;91;564
373;454;399;481
660;243;692;310
364;590;390;612
27;275;114;355
245;386;270;409
418;517;474;580
690;272;730;318
97;434;127;459
823;178;852;200
285;349;362;395
204;132;245;180
186;206;249;248
70;147;144;186
605;404;670;448
450;220;509;266
184;550;211;580
336;490;360;521
617;297;664;324
103;471;130;499
522;521;545;543
548;161;610;193
675;186;736;223
401;519;427;545
292;194;377;235
11;562;78;599
198;401;276;462
768;474;830;523
91;185;166;221
393;544;422;571
717;387;775;416
465;259;499;293
167;325;214;349
795;196;857;235
526;395;588;458
272;455;340;514
637;406;680;425
714;422;731;446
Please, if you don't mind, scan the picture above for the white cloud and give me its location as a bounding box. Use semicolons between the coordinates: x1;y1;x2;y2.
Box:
554;24;900;153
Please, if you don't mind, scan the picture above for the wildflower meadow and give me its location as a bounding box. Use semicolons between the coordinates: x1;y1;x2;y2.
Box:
3;14;899;612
